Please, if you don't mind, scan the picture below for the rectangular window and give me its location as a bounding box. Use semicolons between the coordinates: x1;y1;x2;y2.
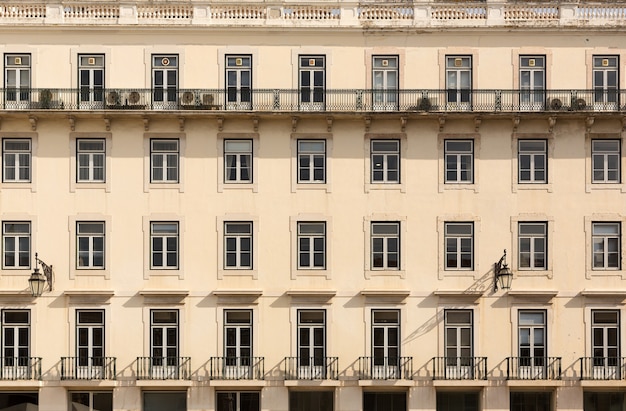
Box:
297;310;326;373
371;140;400;183
510;392;552;411
297;222;325;269
518;311;546;370
3;139;31;183
224;310;252;361
4;54;31;108
79;54;105;108
299;55;325;108
446;56;472;105
518;222;547;270
364;392;407;411
76;310;104;370
217;392;260;411
150;310;179;367
445;222;473;270
297;140;326;183
151;55;178;107
436;392;479;411
519;56;545;110
224;140;252;183
592;222;621;270
592;140;621;184
224;222;252;269
143;392;186;411
445;140;473;183
371;222;400;270
151;139;179;183
518;140;547;183
372;55;399;110
444;310;473;376
77;222;105;269
289;392;333;411
2;222;30;269
70;392;113;411
593;56;619;106
151;222;179;269
372;310;400;372
226;55;252;108
77;139;105;182
592;310;620;370
1;310;30;371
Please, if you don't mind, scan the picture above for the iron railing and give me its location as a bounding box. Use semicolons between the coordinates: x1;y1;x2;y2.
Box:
208;356;264;380
60;356;116;380
580;357;626;380
136;356;191;380
358;356;413;380
432;356;488;380
506;357;561;380
0;357;41;380
1;88;625;114
284;356;339;380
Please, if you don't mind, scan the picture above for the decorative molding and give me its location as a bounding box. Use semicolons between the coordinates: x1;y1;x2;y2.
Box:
364;116;371;132
400;116;407;132
287;289;336;304
212;289;263;305
326;116;333;132
474;116;481;132
217;116;224;132
360;289;410;304
178;116;185;132
139;289;189;305
142;116;149;131
64;290;115;305
548;116;556;133
252;116;259;132
585;116;594;133
291;116;299;132
512;116;520;132
438;116;445;132
103;117;111;131
507;290;558;303
0;290;36;304
68;115;75;131
29;116;37;131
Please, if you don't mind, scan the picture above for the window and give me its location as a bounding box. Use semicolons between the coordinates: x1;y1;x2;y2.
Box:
151;55;178;108
372;310;400;371
76;222;105;269
226;55;252;109
445;222;473;270
592;310;619;369
445;140;473;183
297;222;325;269
224;222;252;269
217;392;260;411
436;392;479;411
445;310;473;362
150;310;179;370
518;311;546;370
371;222;400;270
518;222;547;270
77;139;105;182
150;222;179;269
593;56;619;107
297;140;326;183
371;140;400;183
79;54;104;109
584;392;626;411
592;140;620;184
224;140;252;183
1;310;30;374
510;392;552;411
446;56;471;106
76;310;104;372
150;139;179;183
290;392;333;411
143;392;186;411
299;55;325;108
3;139;31;183
297;310;326;376
224;310;252;368
4;54;31;108
592;222;621;269
518;140;547;183
372;56;399;110
2;222;30;269
519;56;545;110
364;392;407;411
70;392;113;411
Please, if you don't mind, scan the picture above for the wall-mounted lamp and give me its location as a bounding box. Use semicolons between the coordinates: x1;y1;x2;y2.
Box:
494;249;513;292
29;253;53;297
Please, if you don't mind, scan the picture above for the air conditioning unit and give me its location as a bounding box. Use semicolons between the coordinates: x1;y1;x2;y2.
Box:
128;91;140;104
574;98;586;110
181;91;194;104
549;98;562;110
106;91;119;105
202;94;215;105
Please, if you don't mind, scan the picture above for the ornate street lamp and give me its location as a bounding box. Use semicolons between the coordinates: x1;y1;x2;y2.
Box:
29;253;53;297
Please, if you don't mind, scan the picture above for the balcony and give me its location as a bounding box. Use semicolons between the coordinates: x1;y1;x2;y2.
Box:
506;357;561;380
432;357;488;380
60;357;116;380
358;356;413;380
208;357;264;380
0;357;41;380
580;357;626;380
284;357;339;380
136;357;191;380
1;88;624;115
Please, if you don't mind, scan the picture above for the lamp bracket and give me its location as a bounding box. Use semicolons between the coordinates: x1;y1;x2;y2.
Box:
35;253;53;292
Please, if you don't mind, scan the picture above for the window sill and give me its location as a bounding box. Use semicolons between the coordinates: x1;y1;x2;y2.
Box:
0;182;35;192
439;182;478;193
291;269;331;280
516;269;553;279
365;269;405;279
218;268;258;279
365;183;405;193
438;269;480;280
147;268;183;279
293;183;331;193
147;182;183;193
71;268;109;279
218;182;257;193
585;182;626;193
585;268;625;279
513;183;553;193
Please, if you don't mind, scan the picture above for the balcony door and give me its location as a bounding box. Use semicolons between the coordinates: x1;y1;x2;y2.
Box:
76;310;104;379
592;310;620;379
226;55;252;110
1;310;29;379
518;310;546;378
372;310;400;379
297;310;326;379
4;54;31;109
446;56;471;110
519;56;545;111
444;310;473;378
150;310;179;378
593;56;619;110
372;56;398;111
152;55;178;109
224;310;252;378
79;55;104;109
299;55;325;111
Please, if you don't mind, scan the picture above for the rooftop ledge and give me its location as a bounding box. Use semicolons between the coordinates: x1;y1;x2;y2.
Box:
2;2;626;30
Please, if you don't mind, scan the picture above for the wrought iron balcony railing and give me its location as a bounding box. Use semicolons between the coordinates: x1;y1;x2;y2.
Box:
2;88;626;114
136;356;191;380
580;357;626;380
432;356;488;380
60;356;116;380
358;356;413;380
208;356;264;380
506;357;561;380
284;356;339;380
0;357;41;380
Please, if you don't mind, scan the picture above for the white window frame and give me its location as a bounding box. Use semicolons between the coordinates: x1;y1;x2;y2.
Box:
519;55;546;111
217;133;258;192
76;139;105;183
150;139;179;183
297;222;326;270
591;310;620;366
2;221;30;269
297;140;326;184
151;54;178;109
78;54;105;110
518;222;547;270
150;222;179;270
370;140;400;184
517;310;546;362
4;54;31;109
592;139;621;184
70;133;112;192
149;309;179;369
585;134;625;193
445;55;472;108
224;222;253;270
1;309;30;372
75;310;105;370
444;222;474;271
592;222;621;270
444;140;473;184
76;221;105;270
297;309;326;370
444;309;473;362
370;222;400;271
217;215;258;279
224;139;253;184
372;55;399;111
69;392;113;411
216;392;260;411
512;134;554;193
592;55;619;108
2;138;31;183
225;55;252;110
365;133;407;192
298;54;326;109
518;140;547;184
371;309;400;371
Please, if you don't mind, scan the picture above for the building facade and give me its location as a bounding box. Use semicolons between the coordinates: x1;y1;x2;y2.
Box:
0;1;625;410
